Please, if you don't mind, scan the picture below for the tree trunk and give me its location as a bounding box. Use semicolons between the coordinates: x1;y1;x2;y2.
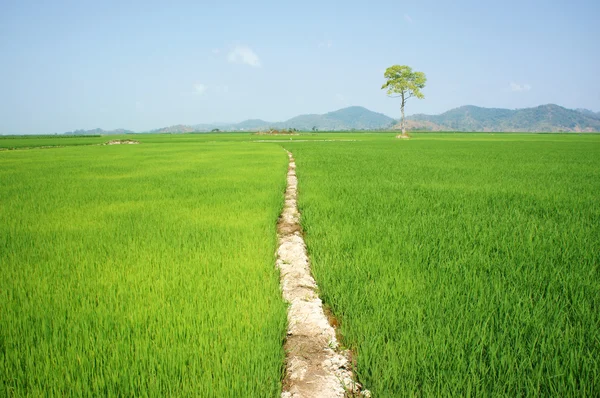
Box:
397;92;408;138
395;91;410;139
401;94;406;136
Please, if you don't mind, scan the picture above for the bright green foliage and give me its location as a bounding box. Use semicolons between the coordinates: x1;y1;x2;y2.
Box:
0;140;288;396
381;65;426;99
284;135;600;396
382;65;427;135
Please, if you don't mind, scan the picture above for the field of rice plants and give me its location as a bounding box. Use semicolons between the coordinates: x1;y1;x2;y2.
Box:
0;135;108;149
283;134;600;396
0;140;288;396
2;132;599;396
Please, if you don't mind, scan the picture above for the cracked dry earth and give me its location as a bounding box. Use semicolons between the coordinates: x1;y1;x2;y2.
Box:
277;150;369;398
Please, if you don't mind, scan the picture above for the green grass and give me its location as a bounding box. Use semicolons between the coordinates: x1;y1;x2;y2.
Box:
0;135;108;149
2;131;599;396
0;141;288;396
283;135;600;396
0;131;375;149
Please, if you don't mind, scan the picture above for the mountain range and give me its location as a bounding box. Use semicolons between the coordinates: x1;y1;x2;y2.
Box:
54;104;600;135
63;128;135;135
151;106;395;133
406;104;600;132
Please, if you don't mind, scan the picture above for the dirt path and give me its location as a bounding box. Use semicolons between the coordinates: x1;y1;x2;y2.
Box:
277;150;369;398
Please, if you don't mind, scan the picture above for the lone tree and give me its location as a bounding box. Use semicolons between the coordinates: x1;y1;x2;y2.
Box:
381;65;426;138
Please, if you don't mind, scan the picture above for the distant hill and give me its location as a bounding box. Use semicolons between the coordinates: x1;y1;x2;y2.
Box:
405;104;600;132
576;108;600;120
232;119;272;130
149;106;395;133
151;124;197;133
51;104;600;135
63;128;134;135
276;106;395;130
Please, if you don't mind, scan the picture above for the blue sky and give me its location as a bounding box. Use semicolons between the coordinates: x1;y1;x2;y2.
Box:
1;0;599;134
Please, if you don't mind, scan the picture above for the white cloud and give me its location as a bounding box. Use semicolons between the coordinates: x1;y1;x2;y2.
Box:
212;48;221;54
404;14;413;23
194;83;207;95
509;82;532;92
318;39;333;48
227;46;261;67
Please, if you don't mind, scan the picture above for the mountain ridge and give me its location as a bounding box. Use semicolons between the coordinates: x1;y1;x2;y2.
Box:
190;106;395;132
40;104;600;135
63;128;135;135
405;104;600;132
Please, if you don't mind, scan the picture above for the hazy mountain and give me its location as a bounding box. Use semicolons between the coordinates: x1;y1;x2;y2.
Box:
233;119;273;129
277;106;395;130
151;125;197;133
191;123;227;131
405;104;600;132
575;108;600;119
63;128;134;135
54;104;600;135
151;106;395;132
276;114;322;130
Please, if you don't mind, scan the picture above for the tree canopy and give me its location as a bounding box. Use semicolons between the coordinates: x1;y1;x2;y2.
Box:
381;65;426;99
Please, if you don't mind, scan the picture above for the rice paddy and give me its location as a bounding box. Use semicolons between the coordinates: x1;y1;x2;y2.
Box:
1;132;599;396
283;134;600;396
0;140;288;396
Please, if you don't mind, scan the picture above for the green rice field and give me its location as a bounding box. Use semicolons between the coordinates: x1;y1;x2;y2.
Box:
1;132;599;396
284;134;600;396
0;140;288;396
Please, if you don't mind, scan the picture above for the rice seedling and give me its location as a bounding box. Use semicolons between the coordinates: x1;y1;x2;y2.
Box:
0;140;288;396
284;134;600;396
3;131;598;396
